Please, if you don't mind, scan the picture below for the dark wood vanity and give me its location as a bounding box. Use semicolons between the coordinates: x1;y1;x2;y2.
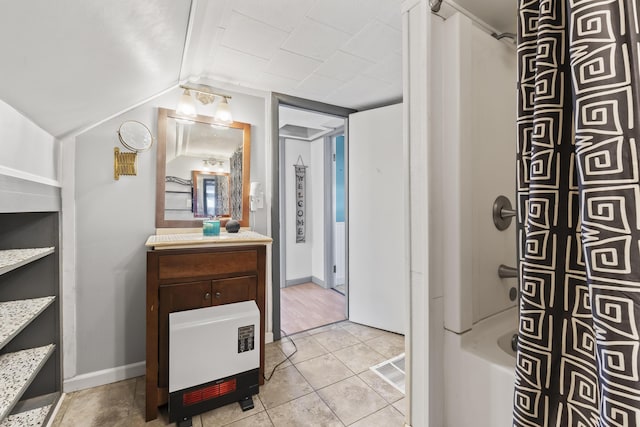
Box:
145;243;267;421
147;105;268;421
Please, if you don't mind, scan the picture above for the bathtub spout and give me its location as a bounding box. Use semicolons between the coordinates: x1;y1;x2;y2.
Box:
498;264;518;279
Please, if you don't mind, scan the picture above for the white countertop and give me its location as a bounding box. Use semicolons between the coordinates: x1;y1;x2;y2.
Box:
145;230;272;250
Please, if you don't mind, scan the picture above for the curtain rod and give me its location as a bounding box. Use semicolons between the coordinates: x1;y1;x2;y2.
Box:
428;0;505;41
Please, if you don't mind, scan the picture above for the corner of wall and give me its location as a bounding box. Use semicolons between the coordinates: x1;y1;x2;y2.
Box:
441;11;474;334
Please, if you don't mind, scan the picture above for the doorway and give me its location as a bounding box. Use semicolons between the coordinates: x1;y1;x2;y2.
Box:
271;94;356;339
279;106;346;335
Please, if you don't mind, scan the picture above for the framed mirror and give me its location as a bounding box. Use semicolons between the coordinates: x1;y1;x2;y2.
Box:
156;108;251;228
191;170;230;218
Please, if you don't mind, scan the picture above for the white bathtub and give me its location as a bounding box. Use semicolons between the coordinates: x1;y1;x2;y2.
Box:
444;307;517;427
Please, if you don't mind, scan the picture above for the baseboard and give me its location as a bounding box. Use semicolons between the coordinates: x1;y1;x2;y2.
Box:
61;333;275;392
311;276;326;288
63;361;145;393
284;276;312;287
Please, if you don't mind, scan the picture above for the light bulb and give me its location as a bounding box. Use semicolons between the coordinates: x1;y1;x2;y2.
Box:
176;89;197;117
214;97;233;123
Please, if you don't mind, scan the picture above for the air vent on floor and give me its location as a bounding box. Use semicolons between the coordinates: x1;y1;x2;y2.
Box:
370;353;405;394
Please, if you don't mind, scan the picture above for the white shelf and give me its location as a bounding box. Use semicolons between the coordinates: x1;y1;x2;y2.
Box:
0;345;55;421
0;297;55;351
0;405;51;427
0;248;55;277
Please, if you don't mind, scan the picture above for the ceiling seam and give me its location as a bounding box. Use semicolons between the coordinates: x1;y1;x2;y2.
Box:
178;0;198;82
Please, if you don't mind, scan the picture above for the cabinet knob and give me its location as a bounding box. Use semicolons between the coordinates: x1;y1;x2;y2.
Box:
204;292;211;300
215;292;221;299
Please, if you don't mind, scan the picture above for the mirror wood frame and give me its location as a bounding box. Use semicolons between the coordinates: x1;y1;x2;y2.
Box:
155;107;251;228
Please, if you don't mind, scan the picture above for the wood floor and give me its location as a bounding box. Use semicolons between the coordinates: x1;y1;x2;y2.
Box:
281;282;346;335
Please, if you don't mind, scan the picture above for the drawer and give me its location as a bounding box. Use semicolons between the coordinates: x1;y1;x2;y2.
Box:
158;250;258;280
211;276;257;306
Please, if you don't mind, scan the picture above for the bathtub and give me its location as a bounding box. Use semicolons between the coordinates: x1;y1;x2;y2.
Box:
444;307;517;427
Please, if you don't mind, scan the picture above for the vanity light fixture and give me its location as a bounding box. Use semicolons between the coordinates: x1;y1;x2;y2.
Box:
176;89;197;117
177;83;233;123
214;97;233;124
202;158;225;172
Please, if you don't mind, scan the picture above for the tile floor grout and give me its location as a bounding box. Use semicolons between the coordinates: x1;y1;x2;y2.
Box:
52;320;405;426
273;335;345;426
252;321;403;426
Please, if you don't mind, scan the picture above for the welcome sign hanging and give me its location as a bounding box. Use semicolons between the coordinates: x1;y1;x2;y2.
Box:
295;156;307;243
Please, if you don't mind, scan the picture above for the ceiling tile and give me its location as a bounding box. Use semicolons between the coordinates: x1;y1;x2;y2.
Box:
252;72;300;94
205;46;270;85
361;53;402;84
306;0;377;35
314;51;374;82
297;73;343;97
375;0;404;30
208;0;234;29
265;49;322;81
220;12;289;60
282;18;351;61
341;21;401;63
326;75;400;109
231;0;316;32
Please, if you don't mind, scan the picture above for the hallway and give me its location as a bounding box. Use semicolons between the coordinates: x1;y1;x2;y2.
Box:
280;283;346;335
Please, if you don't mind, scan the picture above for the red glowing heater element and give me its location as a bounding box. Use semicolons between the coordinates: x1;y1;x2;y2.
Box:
183;379;237;406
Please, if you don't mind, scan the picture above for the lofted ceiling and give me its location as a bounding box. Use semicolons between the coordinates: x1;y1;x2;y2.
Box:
0;0;192;138
0;0;515;139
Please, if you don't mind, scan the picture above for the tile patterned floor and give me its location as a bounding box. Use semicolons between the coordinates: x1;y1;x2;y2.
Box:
52;321;406;426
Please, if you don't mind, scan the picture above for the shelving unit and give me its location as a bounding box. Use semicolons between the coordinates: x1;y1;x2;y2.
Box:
0;248;54;276
0;345;55;420
0;297;55;349
0;404;52;427
0;211;60;427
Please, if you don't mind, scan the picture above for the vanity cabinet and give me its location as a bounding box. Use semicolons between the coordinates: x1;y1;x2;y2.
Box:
146;244;266;421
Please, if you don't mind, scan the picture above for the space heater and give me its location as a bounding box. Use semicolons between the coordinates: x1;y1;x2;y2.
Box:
168;300;260;424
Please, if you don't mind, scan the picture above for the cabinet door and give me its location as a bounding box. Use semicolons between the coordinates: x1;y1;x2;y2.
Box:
211;275;257;306
158;281;211;388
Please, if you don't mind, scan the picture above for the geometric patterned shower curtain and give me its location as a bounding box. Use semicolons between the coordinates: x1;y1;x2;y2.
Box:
214;176;230;217
514;1;640;425
229;149;243;220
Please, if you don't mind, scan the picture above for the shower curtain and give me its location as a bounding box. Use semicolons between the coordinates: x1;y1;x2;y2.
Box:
515;1;640;426
214;176;229;217
230;149;243;220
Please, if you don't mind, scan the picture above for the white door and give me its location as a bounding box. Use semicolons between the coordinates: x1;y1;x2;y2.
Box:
348;103;407;334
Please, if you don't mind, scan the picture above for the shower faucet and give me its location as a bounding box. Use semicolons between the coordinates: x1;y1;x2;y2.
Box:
493;195;516;230
498;264;518;279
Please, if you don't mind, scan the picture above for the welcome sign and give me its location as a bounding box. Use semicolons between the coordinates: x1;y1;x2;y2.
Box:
295;163;306;243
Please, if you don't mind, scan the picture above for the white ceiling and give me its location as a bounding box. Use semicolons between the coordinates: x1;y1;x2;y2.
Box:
182;0;404;113
0;0;515;138
0;0;192;138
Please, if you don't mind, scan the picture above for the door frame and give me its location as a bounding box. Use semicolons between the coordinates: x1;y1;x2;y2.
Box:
323;130;346;292
270;93;355;340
